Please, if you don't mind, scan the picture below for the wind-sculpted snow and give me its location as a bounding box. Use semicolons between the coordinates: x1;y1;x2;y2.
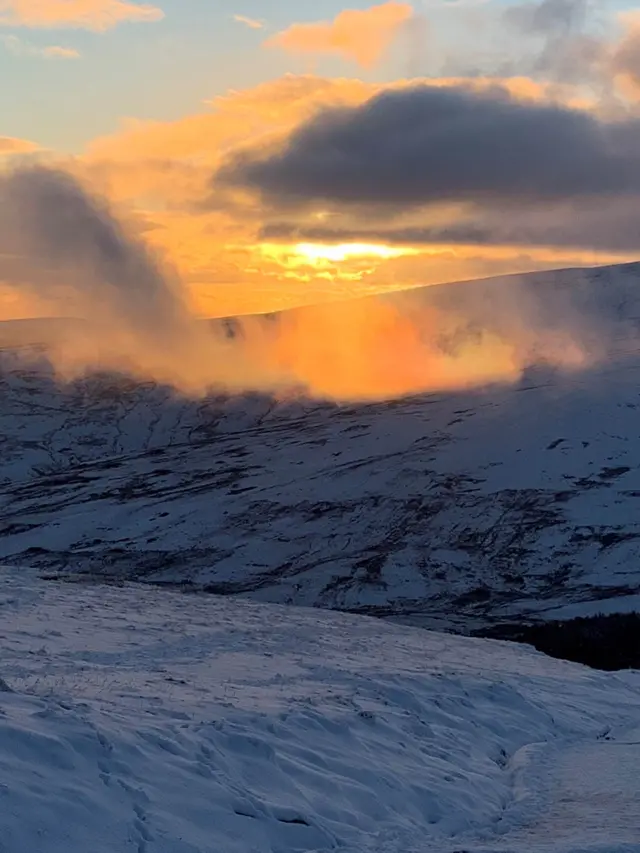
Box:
1;566;640;852
4;262;640;629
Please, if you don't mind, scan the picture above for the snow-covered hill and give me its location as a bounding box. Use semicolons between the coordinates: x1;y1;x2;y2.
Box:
4;262;640;630
2;565;640;853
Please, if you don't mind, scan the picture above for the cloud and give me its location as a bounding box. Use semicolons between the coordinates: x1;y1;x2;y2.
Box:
0;0;164;30
0;36;80;59
503;0;588;37
216;82;640;210
1;33;80;58
501;0;606;84
81;75;378;217
608;11;640;100
42;45;81;58
0;165;230;392
259;196;640;255
76;75;406;313
494;0;640;99
264;2;415;68
0;164;605;402
71;73;633;314
0;136;40;155
233;14;263;30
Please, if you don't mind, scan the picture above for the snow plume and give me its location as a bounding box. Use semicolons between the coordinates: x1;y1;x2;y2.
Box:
0;165;613;401
0;166;261;395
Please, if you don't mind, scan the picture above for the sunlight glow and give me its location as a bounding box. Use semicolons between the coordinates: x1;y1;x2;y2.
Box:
294;242;419;262
258;241;419;268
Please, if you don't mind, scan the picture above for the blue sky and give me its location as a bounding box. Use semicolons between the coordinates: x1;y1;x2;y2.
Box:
1;0;629;153
0;1;388;151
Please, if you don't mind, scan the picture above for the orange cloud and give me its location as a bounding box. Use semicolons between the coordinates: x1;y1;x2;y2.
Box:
265;2;415;68
0;164;599;401
608;11;640;100
0;0;164;30
76;75;388;310
0;136;40;155
83;73;592;209
43;45;81;58
396;74;597;112
83;75;376;207
70;72;629;319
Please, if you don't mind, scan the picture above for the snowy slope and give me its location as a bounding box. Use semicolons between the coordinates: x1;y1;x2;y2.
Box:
1;565;640;853
3;262;640;628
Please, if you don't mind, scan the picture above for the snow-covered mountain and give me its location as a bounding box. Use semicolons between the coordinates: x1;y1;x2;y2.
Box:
4;261;640;631
2;565;640;853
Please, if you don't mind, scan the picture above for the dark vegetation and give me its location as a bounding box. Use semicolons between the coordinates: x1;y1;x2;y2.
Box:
476;611;640;671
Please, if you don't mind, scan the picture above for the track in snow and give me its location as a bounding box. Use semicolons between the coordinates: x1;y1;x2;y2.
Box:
470;733;640;852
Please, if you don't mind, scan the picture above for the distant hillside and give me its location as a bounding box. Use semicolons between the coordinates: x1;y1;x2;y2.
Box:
1;261;640;633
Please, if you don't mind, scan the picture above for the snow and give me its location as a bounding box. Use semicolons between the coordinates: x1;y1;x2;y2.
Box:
491;739;640;851
5;264;640;627
4;261;640;849
541;594;640;620
1;565;640;852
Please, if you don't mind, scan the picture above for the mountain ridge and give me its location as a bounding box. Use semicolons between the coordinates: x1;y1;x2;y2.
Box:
3;260;640;632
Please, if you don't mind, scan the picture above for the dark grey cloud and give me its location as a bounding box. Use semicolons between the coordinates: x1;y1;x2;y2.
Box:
260;197;640;254
501;0;605;84
260;222;494;246
503;0;588;38
215;84;640;211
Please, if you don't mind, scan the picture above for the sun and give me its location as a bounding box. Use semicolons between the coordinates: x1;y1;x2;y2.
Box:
258;241;419;268
292;242;419;262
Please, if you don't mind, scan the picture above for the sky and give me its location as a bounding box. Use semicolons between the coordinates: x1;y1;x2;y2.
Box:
2;0;640;320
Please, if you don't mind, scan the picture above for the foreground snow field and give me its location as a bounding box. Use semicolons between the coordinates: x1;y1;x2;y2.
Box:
1;566;640;853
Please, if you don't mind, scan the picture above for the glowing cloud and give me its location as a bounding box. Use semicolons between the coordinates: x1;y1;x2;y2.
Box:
264;2;415;68
0;136;40;155
0;165;600;403
74;72;634;317
0;0;164;30
233;14;263;30
43;45;80;58
608;11;640;100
